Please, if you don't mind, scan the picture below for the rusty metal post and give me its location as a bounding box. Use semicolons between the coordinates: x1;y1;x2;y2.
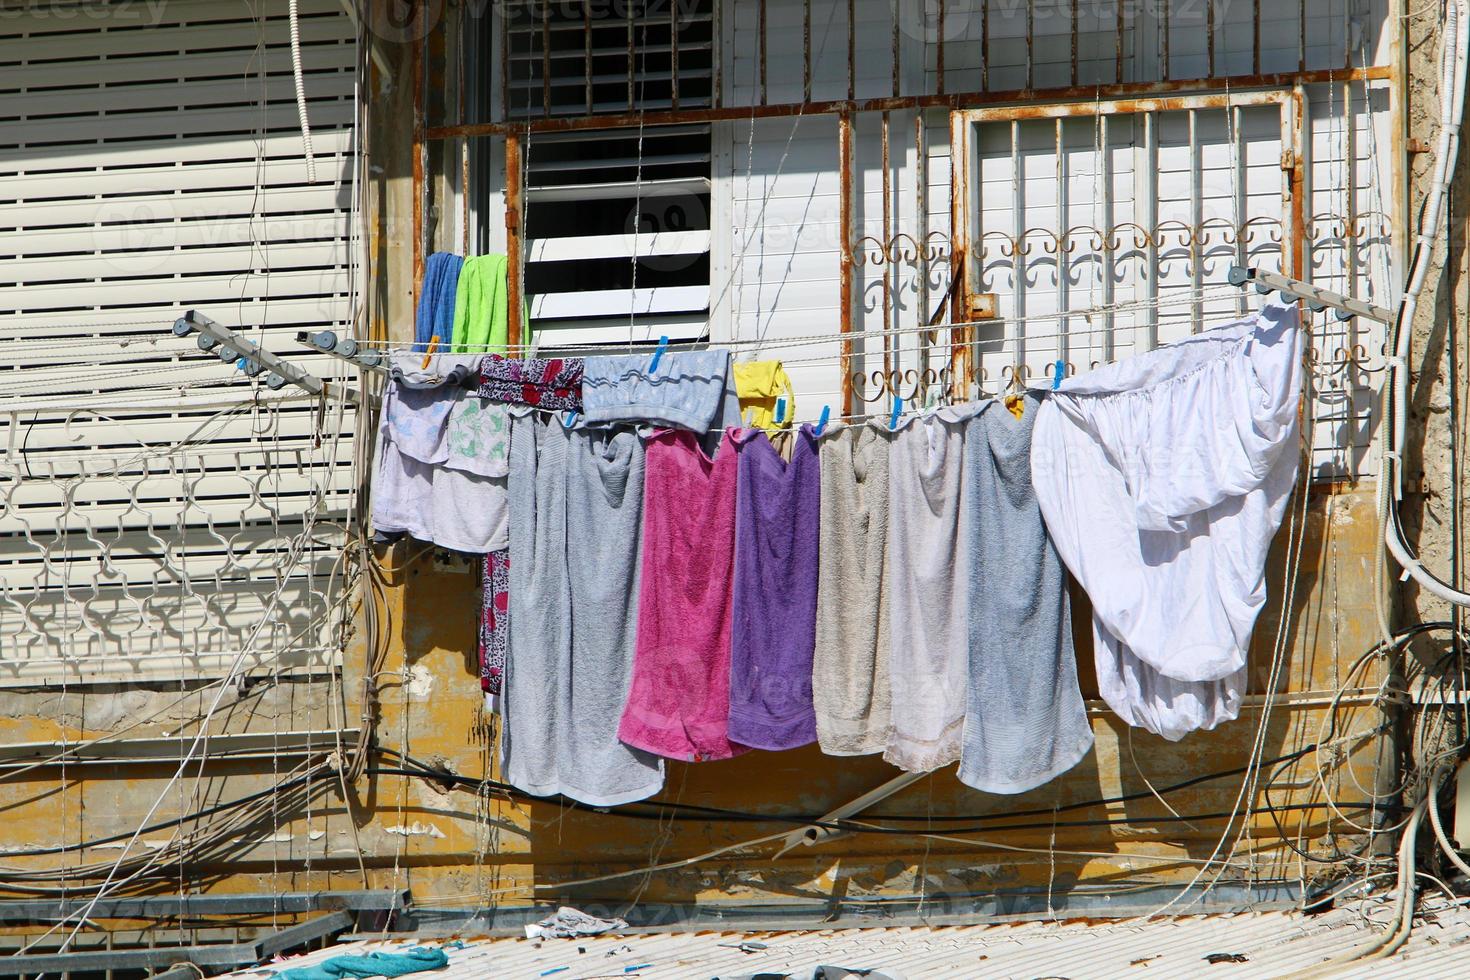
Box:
948;109;970;401
412;7;427;303
1287;86;1307;279
506;130;524;354
839;110;855;416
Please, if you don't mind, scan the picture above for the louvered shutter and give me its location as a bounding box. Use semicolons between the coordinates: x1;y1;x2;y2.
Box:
0;0;358;682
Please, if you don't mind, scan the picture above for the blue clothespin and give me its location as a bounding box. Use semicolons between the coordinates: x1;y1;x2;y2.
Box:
889;396;903;431
562;410;578;429
773;396;786;425
648;335;670;373
1052;359;1065;390
815;405;831;435
235;356;249;373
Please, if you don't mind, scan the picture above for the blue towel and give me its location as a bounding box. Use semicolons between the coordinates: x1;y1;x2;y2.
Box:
415;252;464;352
275;947;449;980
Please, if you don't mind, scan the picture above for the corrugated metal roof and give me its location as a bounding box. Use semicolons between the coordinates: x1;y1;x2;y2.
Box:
224;901;1470;979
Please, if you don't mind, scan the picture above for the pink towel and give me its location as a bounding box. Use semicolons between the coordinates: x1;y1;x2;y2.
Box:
618;428;748;762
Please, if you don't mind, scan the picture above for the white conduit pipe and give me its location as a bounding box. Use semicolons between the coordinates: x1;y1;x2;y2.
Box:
1294;795;1428;977
289;0;318;183
1381;0;1469;606
1428;766;1470;880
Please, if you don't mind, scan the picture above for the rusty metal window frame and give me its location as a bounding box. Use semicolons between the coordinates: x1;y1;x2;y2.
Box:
950;90;1304;362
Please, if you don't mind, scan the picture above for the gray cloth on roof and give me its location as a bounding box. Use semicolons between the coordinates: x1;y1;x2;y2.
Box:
501;410;664;807
523;906;628;940
957;391;1094;795
714;969;908;980
581;349;733;433
811;422;893;756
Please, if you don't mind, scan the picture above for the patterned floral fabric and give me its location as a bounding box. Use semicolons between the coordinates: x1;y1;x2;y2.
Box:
444;396;509;478
479;548;511;710
478;354;584;411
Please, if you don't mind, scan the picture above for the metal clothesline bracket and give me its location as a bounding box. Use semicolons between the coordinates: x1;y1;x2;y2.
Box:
295;330;389;376
171;311;366;406
1226;266;1398;324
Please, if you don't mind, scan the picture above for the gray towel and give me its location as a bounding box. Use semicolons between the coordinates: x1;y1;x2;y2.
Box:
502;411;664;806
958;392;1093;794
883;405;979;773
811;422;893;756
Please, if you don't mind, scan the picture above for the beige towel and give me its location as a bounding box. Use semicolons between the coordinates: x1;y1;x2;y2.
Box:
811;422;893;756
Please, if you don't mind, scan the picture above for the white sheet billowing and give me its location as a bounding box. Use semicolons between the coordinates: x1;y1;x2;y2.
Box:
1032;301;1303;740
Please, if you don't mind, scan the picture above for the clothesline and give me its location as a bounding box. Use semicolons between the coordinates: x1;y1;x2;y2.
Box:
371;286;1256;354
372;300;1308;807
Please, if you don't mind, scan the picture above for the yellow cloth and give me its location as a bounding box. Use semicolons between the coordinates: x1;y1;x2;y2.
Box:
733;360;797;431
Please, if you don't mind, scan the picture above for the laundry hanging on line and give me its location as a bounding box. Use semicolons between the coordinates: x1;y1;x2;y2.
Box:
367;302;1304;804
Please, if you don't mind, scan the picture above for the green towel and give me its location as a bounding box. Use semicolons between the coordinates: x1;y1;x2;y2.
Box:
274;946;449;979
450;254;531;354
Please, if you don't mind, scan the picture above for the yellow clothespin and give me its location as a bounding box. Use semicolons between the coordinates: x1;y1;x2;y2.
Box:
421;334;440;370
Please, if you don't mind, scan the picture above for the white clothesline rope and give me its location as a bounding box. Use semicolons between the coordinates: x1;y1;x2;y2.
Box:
358;286;1256;354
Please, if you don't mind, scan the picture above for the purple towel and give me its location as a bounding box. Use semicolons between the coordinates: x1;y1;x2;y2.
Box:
727;426;821;750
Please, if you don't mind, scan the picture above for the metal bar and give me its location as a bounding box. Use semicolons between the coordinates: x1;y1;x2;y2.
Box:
1289;86;1307;278
257;910;356;959
1253;0;1261;75
774;770;929;857
839;110;855;415
891;0;901;98
847;0;855;100
1056;117;1069;362
542;0;552;115
500;0;510;121
1228;266;1397;322
180;312;332;399
1143;110;1159;349
1345;79;1360;304
1233;104;1248;317
506;131;525;353
412;17;426;299
671;0;680;109
1011;118;1026;367
1162;0;1170;81
0;729;361;769
585;1;594;115
759;0;768;105
0;911;358;974
627;0;636;108
426;66;1395;139
882;111;893;379
937;0;946;94
982;0;990;90
1189;107;1202;328
1114;0;1124;83
1101;112;1115;359
1026;0;1034;90
949;108;972;399
1070;0;1079;87
916;111;930;382
1298;0;1307;72
0;891;404;922
1207;0;1216;78
803;0;811;103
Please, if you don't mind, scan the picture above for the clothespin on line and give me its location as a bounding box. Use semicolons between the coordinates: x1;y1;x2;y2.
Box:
648;335;670;373
774;396;787;426
815;405;831;436
1052;359;1065;390
889;397;903;431
421;335;440;370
